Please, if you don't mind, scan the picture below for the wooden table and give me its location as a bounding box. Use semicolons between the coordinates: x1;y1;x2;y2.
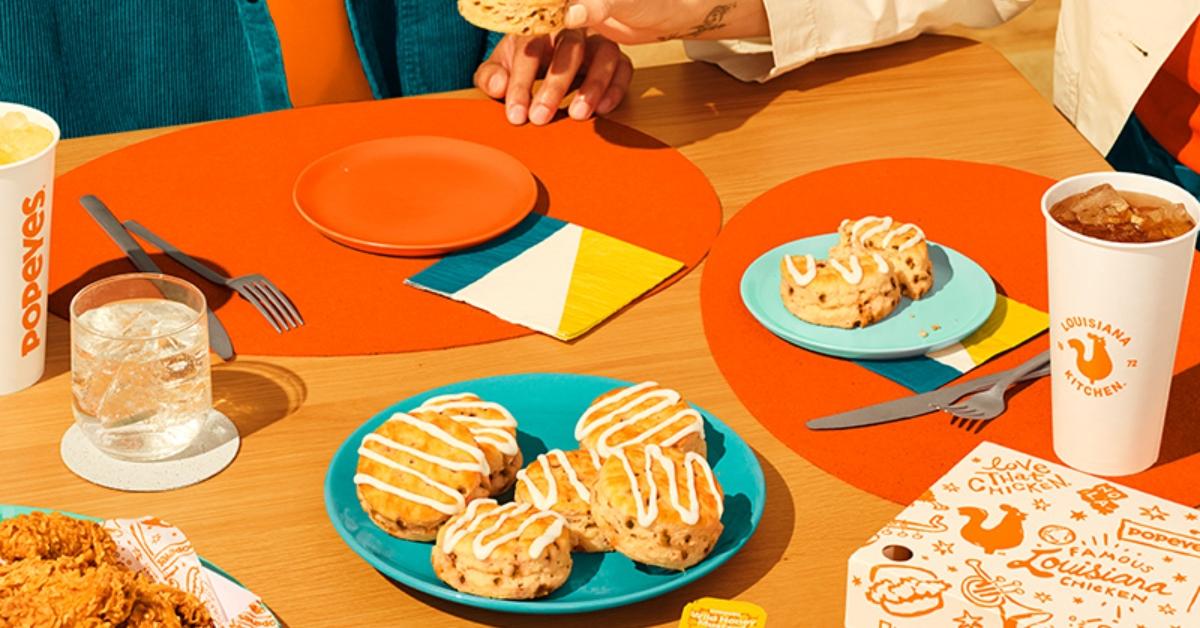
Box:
3;35;1109;626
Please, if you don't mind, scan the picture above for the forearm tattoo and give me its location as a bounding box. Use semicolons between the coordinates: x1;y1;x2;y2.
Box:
658;3;737;41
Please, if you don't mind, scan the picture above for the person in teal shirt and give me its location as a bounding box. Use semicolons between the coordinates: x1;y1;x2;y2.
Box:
0;1;631;138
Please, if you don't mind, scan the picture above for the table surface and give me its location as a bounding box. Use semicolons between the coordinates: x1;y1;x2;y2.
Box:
3;35;1110;626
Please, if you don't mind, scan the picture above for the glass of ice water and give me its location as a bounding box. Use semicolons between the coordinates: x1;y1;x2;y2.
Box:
70;273;211;460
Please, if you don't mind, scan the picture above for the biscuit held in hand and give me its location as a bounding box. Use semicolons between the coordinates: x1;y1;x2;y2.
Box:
458;0;567;35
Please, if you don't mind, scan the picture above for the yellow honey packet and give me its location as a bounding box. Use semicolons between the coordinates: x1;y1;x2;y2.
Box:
680;597;767;628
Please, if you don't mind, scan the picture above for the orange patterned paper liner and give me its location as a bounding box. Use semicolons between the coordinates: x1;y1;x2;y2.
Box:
848;442;1200;627
104;517;274;628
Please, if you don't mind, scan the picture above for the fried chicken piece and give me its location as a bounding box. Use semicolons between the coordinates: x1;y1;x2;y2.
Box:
0;556;213;627
0;557;136;626
0;512;120;568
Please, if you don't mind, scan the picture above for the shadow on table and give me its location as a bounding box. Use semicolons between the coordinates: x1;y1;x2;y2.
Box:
599;35;974;150
41;254;238;382
1154;362;1200;467
49;254;237;315
212;361;307;437
389;447;794;626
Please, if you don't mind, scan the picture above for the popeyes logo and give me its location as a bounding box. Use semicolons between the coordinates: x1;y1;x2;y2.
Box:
1057;316;1134;399
19;187;46;357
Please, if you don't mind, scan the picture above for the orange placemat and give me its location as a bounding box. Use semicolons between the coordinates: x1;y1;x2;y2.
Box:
49;99;721;355
701;159;1200;504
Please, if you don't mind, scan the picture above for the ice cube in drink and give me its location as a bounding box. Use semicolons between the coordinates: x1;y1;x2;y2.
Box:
1049;183;1197;243
71;298;211;460
0;112;54;166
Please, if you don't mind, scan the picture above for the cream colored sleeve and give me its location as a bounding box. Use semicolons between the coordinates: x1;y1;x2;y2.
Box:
684;0;1034;82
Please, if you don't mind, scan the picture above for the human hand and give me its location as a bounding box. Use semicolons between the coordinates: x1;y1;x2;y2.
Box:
561;0;768;45
474;31;633;126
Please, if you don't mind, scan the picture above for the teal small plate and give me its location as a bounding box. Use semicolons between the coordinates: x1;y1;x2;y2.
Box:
0;504;278;626
324;373;765;615
740;234;996;359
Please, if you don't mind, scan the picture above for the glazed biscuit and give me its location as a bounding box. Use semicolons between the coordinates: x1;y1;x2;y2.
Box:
355;410;491;541
432;500;573;600
457;0;565;36
514;449;611;552
575;381;707;460
416;393;523;496
834;216;934;299
780;252;902;328
591;444;724;570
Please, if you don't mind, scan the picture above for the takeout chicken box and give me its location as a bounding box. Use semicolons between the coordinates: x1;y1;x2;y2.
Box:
847;442;1200;627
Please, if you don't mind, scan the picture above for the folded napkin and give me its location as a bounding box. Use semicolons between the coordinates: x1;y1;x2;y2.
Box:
856;295;1048;392
406;214;684;340
104;517;274;627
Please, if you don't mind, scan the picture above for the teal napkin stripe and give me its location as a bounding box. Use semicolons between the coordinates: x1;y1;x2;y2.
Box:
409;213;566;294
856;356;965;393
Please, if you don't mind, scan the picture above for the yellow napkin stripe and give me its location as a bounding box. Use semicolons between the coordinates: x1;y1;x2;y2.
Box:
557;228;683;339
961;295;1049;365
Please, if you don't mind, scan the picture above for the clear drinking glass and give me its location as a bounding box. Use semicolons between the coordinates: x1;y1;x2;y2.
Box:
70;273;212;460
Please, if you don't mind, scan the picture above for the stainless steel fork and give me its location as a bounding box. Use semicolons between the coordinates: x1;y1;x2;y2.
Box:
939;349;1051;429
124;220;304;333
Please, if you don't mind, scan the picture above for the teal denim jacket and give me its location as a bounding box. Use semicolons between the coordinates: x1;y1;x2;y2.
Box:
0;0;501;138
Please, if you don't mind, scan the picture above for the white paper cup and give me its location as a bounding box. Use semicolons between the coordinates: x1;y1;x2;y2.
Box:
0;103;59;395
1042;172;1200;476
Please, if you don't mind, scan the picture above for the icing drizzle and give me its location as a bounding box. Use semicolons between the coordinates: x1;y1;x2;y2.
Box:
881;223;925;251
516;449;599;509
439;499;566;560
354;412;490;515
872;253;890;274
417;393;519;457
784;254;817;286
829;255;864;285
611;444;724;527
574;382;706;459
847;216;926;252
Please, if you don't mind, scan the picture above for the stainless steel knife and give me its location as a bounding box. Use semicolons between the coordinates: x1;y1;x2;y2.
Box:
79;195;235;360
806;358;1051;430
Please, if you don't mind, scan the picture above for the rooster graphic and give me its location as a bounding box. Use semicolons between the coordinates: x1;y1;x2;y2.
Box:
1067;333;1112;384
958;505;1026;554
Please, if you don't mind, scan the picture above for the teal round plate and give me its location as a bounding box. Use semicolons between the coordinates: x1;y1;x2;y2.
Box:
740;234;996;359
324;373;765;615
0;504;278;626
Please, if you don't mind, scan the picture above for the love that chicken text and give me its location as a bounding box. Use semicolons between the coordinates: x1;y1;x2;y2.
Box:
968;458;1070;495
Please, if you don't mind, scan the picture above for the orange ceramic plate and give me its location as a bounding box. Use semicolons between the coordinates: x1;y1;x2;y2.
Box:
293;136;537;256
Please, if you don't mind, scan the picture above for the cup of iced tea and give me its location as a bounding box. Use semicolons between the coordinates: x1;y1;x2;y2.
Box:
0;103;59;395
1042;172;1200;476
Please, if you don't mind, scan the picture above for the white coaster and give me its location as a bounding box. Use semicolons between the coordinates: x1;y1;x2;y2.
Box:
60;410;240;492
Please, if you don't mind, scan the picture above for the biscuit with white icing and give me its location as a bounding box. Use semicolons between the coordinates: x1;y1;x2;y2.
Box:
457;0;566;36
514;449;611;552
591;444;724;570
431;500;573;599
355;411;490;541
780;252;901;329
834;216;933;299
416;393;523;496
575;382;707;461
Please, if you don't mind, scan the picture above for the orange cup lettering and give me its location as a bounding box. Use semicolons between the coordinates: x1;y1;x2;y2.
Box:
21;189;45;215
21;209;43;238
21;254;42;282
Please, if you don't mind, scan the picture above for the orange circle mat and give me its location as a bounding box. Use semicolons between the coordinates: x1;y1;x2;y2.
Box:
49;99;721;355
701;159;1200;505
